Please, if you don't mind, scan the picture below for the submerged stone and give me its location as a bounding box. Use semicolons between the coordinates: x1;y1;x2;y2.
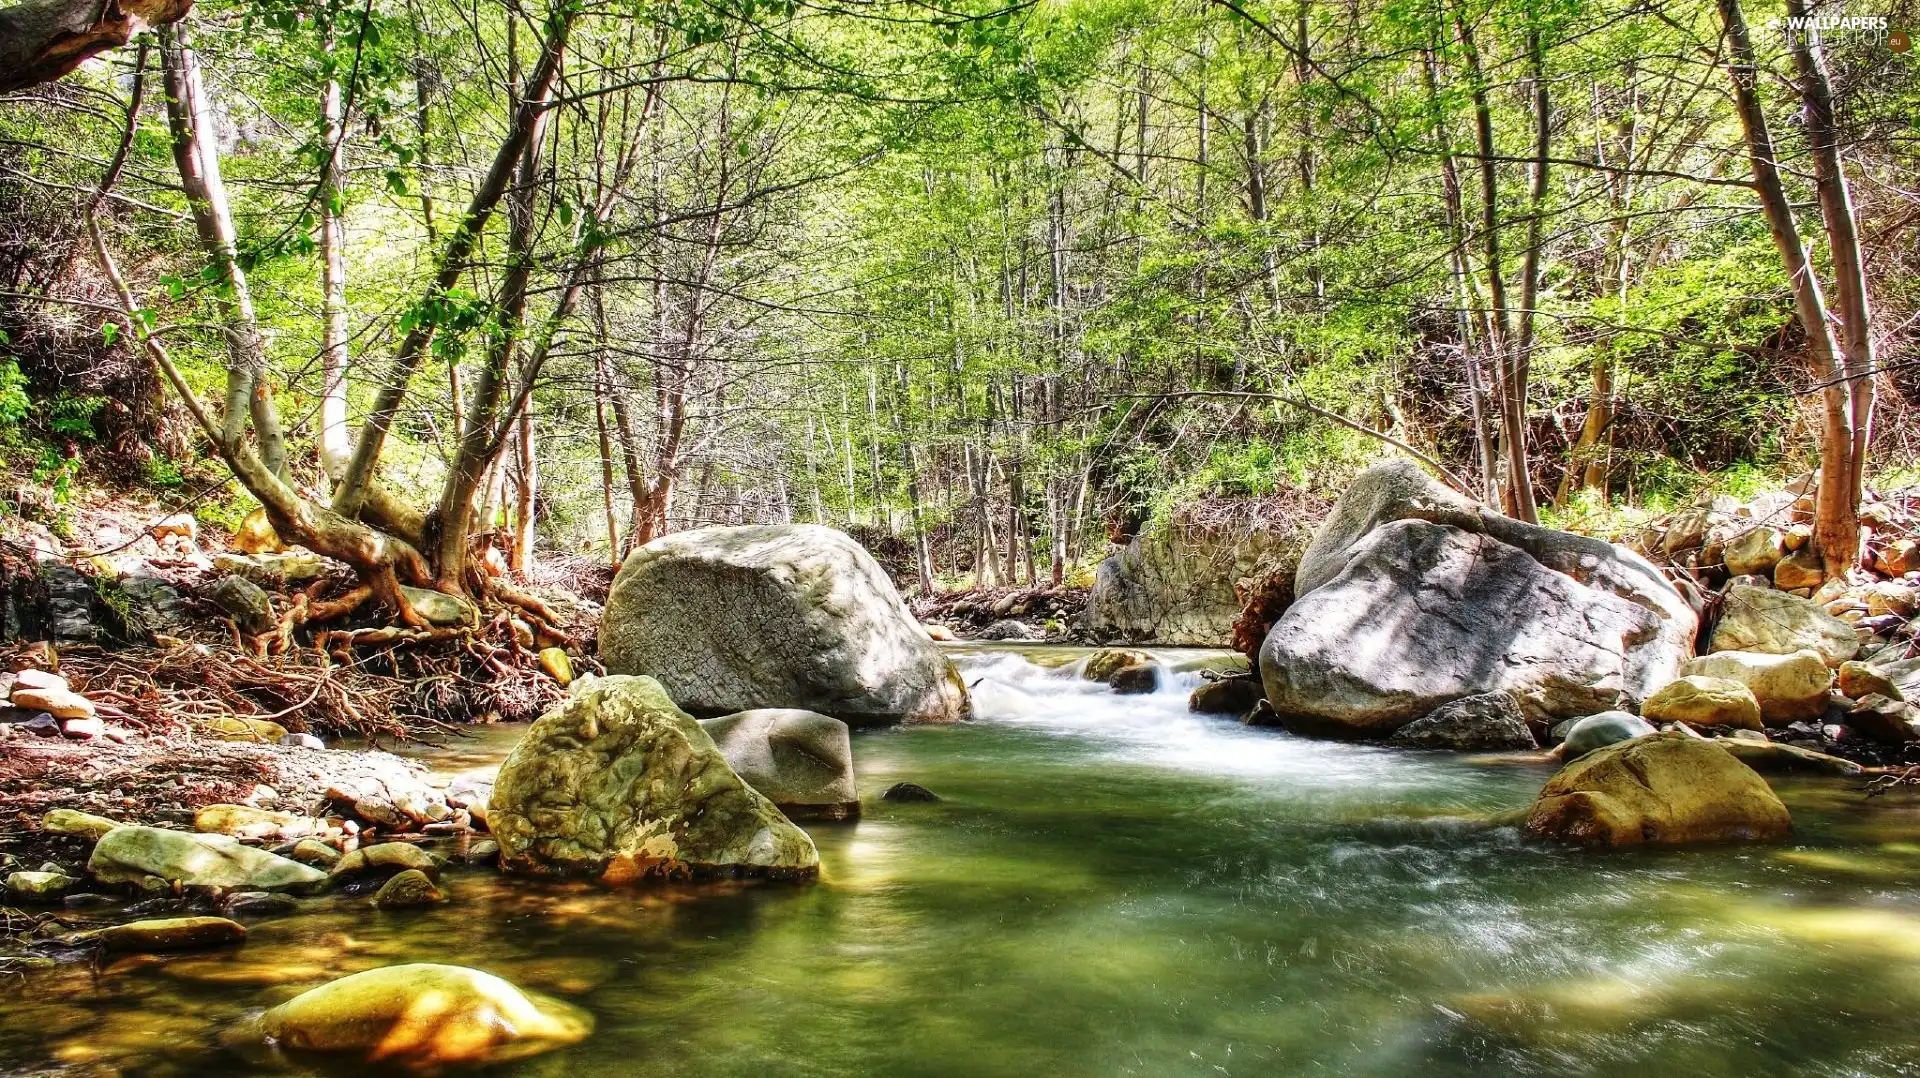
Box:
372;869;446;909
881;782;941;803
224;963;592;1071
79;916;247;953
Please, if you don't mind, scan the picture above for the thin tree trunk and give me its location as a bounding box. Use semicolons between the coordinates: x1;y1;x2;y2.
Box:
318;26;351;479
1719;0;1859;575
331;10;571;518
1786;0;1876;550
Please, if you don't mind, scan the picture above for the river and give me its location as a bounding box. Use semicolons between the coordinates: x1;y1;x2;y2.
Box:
7;643;1920;1076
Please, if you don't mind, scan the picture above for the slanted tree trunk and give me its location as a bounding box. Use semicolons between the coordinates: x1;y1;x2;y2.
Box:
0;0;191;94
1719;0;1863;576
330;9;572;521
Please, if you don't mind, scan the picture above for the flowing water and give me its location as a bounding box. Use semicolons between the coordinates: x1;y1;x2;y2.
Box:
10;644;1920;1076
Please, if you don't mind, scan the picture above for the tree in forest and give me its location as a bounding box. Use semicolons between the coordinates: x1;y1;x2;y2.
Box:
1718;0;1878;576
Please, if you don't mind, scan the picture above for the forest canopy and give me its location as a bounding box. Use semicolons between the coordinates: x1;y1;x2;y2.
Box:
0;0;1914;603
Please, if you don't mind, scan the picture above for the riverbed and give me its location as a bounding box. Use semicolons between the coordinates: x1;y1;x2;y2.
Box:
7;643;1920;1076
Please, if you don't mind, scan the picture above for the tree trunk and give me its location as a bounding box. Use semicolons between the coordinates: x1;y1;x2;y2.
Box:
317;27;351;479
1719;0;1860;575
0;0;191;94
1786;0;1877;557
330;10;572;519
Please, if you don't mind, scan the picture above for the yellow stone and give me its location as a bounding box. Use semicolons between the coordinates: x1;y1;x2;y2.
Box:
226;963;593;1070
1525;731;1792;848
231;508;286;554
537;647;573;687
42;808;123;840
205;715;289;743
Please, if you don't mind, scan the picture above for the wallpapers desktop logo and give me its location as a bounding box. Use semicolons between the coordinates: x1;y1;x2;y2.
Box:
1763;13;1912;52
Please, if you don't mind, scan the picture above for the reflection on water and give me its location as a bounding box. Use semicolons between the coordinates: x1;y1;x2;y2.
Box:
7;643;1920;1076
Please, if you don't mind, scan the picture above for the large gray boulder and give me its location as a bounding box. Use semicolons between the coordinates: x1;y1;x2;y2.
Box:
1259;460;1697;738
488;675;818;882
701;709;859;820
601;525;970;727
1085;511;1311;647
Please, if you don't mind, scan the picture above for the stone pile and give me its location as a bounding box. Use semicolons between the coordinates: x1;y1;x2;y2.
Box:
0;667;135;744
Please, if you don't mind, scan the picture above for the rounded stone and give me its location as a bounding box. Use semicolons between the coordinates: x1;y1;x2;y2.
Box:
1641;676;1764;730
224;963;592;1070
1560;711;1656;760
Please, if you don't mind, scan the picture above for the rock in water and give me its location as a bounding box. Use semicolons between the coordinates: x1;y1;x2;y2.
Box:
1559;711;1655;759
1259;457;1697;734
1681;650;1832;724
700;709;859;820
1640;675;1764;731
88;826;326;893
1107;663;1160;694
372;869;446;909
1082;648;1153;682
488;675;818;883
1188;677;1265;717
1260;460;1695;738
600;525;970;727
881;782;941;803
1387;692;1536;750
79;916;247;953
1709;584;1858;667
330;843;444;882
225;963;592;1071
1525;731;1792;848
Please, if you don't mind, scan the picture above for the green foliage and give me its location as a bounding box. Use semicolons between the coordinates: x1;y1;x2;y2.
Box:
0;360;29;428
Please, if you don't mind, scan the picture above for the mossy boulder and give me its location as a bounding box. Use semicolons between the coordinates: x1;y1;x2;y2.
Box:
88;826;326;893
1525;731;1792;848
224;963;592;1070
1082;648;1153;682
489;675;819;883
